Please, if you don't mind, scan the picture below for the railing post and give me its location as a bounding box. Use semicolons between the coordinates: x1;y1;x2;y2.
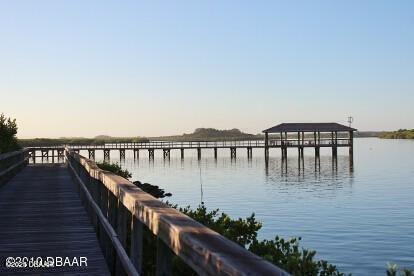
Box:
90;177;100;229
116;203;128;244
156;237;172;276
108;192;118;229
116;202;128;275
130;214;143;274
100;186;110;263
107;192;118;274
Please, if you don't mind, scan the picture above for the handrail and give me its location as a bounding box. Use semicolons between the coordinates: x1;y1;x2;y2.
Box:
66;153;139;276
65;148;289;276
0;149;29;185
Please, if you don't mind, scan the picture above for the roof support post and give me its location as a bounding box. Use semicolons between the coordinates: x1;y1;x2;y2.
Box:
280;132;283;146
264;132;269;160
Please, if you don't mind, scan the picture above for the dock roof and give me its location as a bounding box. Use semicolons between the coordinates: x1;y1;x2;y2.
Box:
263;123;357;133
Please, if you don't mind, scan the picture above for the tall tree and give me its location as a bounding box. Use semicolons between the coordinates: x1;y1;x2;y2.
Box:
0;113;20;154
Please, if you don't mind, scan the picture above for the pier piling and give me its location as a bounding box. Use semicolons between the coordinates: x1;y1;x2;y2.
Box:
148;149;154;160
104;149;110;161
120;149;126;160
163;149;170;160
247;147;252;159
230;147;237;159
88;149;95;160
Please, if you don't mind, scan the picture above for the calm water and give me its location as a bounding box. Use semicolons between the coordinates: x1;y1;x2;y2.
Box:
89;138;413;275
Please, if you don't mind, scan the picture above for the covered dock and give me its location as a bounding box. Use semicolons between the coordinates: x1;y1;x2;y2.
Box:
262;122;356;159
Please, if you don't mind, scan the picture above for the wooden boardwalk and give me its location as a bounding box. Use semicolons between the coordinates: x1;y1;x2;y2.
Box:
0;150;289;275
0;164;109;275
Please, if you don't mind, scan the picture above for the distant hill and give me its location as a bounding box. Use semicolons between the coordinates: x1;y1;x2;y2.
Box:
150;128;260;141
185;128;256;139
94;135;113;140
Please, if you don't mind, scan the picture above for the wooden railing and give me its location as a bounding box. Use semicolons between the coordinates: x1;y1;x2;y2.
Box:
65;149;289;276
105;140;264;149
102;139;351;149
27;138;352;150
269;138;351;146
0;149;29;186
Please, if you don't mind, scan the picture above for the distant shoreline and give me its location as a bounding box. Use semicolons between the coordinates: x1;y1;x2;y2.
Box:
18;128;400;147
18;128;414;147
378;129;414;139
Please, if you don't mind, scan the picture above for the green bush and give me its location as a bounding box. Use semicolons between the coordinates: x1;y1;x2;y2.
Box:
249;237;344;275
0;113;20;154
387;263;413;276
95;161;132;179
178;204;261;247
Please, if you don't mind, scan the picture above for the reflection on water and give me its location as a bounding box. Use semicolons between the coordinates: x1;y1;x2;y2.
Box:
265;155;354;197
87;138;413;275
266;154;353;176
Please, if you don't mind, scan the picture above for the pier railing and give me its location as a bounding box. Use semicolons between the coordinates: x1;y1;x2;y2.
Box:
27;138;351;150
269;138;351;146
65;148;288;276
98;138;350;148
0;149;29;186
105;140;264;149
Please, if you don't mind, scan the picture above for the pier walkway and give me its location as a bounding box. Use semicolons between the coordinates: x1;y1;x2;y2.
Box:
0;163;110;275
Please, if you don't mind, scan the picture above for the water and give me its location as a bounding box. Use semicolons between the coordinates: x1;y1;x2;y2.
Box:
87;138;414;275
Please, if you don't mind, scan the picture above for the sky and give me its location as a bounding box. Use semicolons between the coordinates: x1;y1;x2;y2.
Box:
0;1;413;138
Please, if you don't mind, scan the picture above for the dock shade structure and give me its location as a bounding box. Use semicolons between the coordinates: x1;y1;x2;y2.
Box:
262;123;357;158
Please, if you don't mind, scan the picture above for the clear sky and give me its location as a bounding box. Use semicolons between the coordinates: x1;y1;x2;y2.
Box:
1;1;413;138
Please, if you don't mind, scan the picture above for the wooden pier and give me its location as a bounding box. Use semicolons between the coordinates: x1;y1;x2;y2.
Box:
0;149;288;275
26;123;355;162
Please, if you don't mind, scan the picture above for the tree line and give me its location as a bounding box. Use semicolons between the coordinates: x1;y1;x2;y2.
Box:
380;129;414;139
